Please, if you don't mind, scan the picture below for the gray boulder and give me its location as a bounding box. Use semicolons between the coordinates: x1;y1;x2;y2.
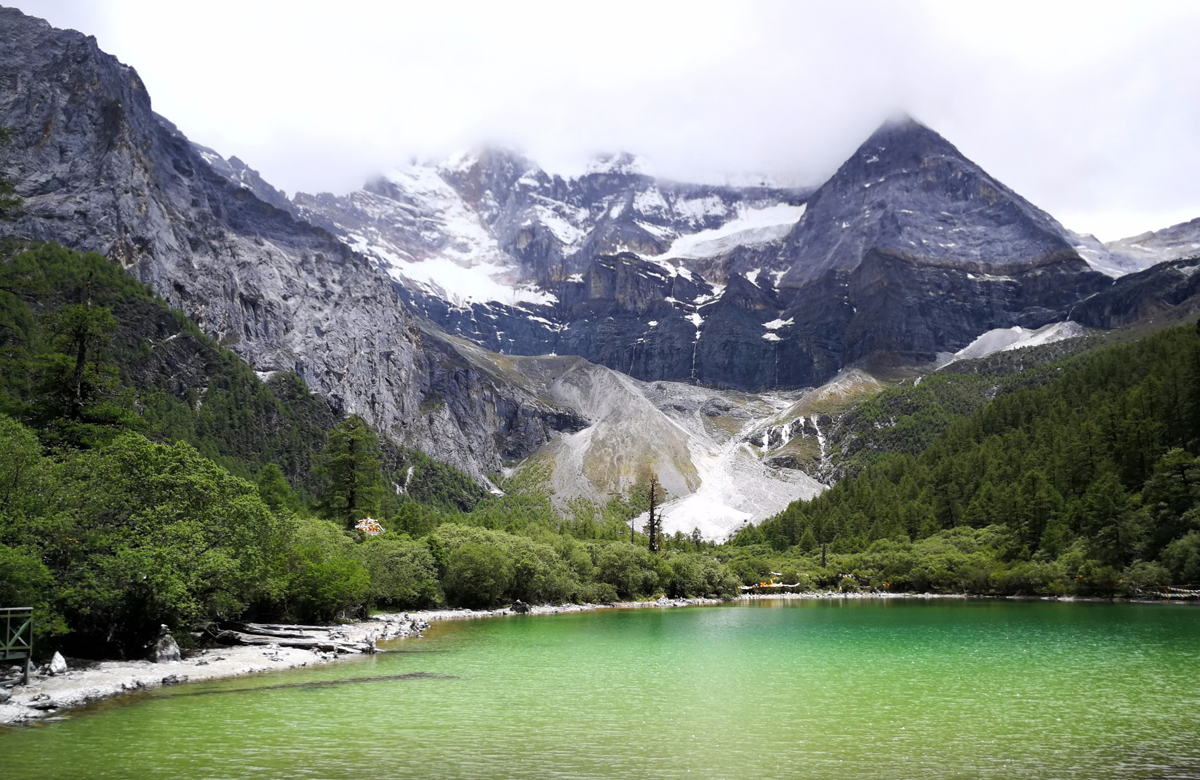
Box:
48;652;67;675
151;625;181;663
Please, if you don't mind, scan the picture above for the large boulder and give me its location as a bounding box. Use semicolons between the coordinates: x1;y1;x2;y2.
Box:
150;625;182;663
47;652;67;675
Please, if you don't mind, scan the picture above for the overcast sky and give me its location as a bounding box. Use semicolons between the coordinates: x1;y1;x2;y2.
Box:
13;0;1200;240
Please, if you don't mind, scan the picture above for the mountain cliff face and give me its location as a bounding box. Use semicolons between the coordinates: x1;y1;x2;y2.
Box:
0;7;582;482
774;119;1085;285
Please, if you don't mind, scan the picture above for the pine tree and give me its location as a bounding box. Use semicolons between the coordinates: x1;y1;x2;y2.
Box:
318;415;385;529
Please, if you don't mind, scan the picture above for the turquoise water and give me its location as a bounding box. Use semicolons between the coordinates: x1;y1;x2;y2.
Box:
2;600;1199;779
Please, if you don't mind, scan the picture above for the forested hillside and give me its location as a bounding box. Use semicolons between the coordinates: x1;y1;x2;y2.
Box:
730;322;1200;594
826;338;1097;480
0;242;740;659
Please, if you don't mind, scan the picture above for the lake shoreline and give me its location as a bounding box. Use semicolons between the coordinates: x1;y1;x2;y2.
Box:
0;596;717;726
3;591;1192;726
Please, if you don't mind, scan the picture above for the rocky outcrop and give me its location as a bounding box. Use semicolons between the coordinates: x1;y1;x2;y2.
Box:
1072;258;1200;328
0;8;577;482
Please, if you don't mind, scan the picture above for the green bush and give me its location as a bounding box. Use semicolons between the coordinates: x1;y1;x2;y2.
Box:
360;535;441;609
45;432;290;654
1161;532;1200;585
994;560;1068;596
0;544;67;647
278;517;370;622
663;552;741;598
578;581;619;603
1121;560;1171;596
443;543;513;608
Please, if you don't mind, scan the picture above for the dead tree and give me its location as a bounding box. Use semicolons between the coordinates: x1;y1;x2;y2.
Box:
647;475;661;553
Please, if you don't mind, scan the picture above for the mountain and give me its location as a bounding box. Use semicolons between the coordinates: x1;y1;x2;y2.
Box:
276;118;1122;392
0;7;582;484
5;8;1200;536
1103;216;1200;270
290;147;807;299
280;147;811;389
1073;256;1200;329
775;117;1086;285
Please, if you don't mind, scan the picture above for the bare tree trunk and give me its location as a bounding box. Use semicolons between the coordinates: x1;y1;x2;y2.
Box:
648;476;660;552
69;274;93;420
347;433;357;526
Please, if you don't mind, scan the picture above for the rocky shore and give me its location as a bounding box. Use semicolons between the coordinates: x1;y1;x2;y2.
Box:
0;614;427;727
0;597;719;726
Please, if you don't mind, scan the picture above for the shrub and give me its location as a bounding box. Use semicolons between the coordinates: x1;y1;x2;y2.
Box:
442;543;513;608
279;516;370;622
360;535;441;609
1161;531;1200;586
592;542;659;599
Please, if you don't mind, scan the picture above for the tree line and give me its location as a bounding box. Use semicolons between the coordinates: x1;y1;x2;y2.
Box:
731;321;1200;594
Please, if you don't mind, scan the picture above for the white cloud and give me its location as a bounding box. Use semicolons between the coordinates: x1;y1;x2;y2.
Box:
12;0;1200;240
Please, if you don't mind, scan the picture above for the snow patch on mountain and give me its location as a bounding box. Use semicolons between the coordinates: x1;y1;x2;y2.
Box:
532;205;587;248
587;152;647;176
673;195;730;224
382;165;505;265
940;321;1086;366
344;232;553;308
633;188;670;216
660;203;807;260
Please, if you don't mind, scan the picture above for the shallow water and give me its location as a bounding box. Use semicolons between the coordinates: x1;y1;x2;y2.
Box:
3;600;1199;779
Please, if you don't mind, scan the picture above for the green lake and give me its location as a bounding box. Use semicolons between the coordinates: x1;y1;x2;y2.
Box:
3;599;1199;779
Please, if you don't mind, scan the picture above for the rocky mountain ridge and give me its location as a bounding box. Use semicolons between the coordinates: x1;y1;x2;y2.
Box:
0;7;581;484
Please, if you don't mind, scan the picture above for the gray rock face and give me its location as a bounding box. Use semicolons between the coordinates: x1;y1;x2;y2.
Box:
0;8;578;481
1072;258;1200;329
1103;217;1200;271
774;118;1084;286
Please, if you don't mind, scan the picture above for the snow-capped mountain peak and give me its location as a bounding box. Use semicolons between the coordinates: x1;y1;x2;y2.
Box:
586;151;647;176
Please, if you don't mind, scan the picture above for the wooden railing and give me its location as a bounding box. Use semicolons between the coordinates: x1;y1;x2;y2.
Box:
1;607;33;685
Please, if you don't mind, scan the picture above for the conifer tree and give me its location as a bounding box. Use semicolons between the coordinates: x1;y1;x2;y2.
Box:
318;415;385;529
